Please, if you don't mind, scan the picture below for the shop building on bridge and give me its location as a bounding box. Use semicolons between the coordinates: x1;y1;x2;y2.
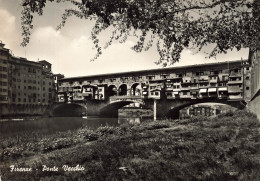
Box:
57;60;251;103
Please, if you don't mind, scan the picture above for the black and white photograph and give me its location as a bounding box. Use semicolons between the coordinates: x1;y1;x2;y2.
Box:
0;0;260;180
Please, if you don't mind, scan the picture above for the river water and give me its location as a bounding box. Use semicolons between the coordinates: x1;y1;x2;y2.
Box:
52;116;153;129
0;116;154;137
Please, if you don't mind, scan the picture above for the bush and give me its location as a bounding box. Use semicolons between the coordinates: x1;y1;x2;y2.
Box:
131;121;170;132
84;130;100;141
97;126;125;136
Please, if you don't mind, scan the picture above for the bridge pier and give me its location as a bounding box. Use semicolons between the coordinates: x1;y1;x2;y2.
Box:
153;99;157;120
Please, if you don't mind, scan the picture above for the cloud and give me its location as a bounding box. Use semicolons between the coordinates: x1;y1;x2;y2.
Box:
22;26;162;77
0;8;18;47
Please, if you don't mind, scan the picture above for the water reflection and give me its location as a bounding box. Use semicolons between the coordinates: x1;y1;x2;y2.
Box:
0;116;153;137
47;116;153;131
118;117;152;125
118;117;141;124
83;116;152;129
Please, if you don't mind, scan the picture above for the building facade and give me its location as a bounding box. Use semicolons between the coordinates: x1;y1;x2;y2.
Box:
0;42;55;117
0;42;10;104
248;49;260;118
58;60;251;103
249;50;260;99
53;73;65;102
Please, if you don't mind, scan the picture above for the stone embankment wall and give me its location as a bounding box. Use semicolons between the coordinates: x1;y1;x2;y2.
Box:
247;50;260;120
248;93;260;120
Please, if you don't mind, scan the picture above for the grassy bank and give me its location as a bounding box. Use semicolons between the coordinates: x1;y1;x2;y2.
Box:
1;110;260;180
0;118;84;155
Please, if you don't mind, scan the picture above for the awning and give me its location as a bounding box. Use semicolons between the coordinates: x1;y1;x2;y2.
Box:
228;86;242;93
218;87;228;91
173;91;179;95
208;88;217;92
199;89;207;93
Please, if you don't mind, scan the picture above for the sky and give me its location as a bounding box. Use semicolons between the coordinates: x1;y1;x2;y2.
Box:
0;0;249;78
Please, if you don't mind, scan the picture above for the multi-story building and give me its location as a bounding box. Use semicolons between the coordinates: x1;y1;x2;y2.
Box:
58;60;251;103
9;58;55;105
53;73;65;102
249;50;260;99
0;41;56;117
0;42;10;104
248;49;260;118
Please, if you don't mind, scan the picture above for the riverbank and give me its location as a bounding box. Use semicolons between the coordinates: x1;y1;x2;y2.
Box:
1;110;260;180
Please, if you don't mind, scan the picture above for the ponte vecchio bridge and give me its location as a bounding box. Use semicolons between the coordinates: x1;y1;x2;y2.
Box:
54;60;251;118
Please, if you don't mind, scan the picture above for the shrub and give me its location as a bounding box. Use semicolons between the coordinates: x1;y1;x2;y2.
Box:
84;130;100;141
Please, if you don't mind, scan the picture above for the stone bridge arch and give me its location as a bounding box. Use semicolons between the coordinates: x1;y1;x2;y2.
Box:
130;82;142;96
118;84;128;96
163;99;246;119
100;100;145;117
51;103;87;117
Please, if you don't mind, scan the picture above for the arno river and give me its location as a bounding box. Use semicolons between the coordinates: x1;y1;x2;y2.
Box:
0;116;153;137
50;116;152;129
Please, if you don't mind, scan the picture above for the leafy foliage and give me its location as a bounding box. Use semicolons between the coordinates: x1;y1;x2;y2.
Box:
20;0;260;66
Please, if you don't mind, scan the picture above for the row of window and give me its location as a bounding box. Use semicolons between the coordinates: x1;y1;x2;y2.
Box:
165;83;230;89
0;66;7;71
0;59;7;64
62;74;246;87
12;85;52;91
16;66;41;72
0;81;7;86
146;70;244;80
13;72;53;80
0;95;8;101
13;98;47;103
12;79;52;86
0;73;7;78
0;88;7;92
14;92;52;97
27;67;37;73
